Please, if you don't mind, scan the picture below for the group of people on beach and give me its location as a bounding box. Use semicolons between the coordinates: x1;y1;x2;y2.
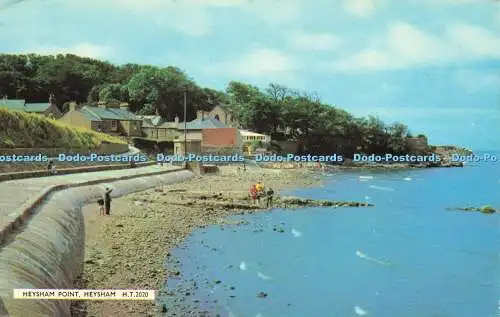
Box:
249;181;274;208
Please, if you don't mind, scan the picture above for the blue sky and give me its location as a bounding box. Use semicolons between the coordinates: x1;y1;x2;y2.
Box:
1;0;499;150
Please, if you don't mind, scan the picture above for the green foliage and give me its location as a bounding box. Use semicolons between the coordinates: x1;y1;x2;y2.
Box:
250;140;263;148
225;81;413;156
137;103;156;115
0;109;124;148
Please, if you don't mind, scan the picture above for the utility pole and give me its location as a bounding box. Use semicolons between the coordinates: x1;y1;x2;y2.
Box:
183;91;187;168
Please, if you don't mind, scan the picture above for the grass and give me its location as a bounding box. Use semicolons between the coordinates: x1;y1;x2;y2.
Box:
0;109;125;148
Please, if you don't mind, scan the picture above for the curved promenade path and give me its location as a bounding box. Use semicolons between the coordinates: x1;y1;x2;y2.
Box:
0;164;182;244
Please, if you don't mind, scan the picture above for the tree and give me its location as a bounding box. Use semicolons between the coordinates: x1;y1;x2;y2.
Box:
0;52;418;157
98;83;129;104
126;66;193;118
387;122;409;154
136;103;156;115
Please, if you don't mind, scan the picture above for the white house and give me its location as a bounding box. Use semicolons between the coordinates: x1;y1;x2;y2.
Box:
239;130;271;144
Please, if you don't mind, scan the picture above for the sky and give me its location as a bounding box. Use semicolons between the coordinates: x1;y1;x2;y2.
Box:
0;0;499;150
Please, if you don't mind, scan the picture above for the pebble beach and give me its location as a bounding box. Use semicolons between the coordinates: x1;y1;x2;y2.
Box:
71;166;321;317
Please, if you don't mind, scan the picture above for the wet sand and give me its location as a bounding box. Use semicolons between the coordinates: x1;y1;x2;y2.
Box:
71;166;322;317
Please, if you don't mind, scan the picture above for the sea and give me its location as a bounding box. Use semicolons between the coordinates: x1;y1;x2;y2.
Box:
160;153;500;317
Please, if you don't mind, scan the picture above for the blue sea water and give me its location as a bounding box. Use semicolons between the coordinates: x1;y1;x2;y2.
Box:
162;158;500;317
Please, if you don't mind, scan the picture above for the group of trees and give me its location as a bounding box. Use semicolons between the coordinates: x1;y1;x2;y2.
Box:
0;53;416;156
0;54;221;118
224;82;413;155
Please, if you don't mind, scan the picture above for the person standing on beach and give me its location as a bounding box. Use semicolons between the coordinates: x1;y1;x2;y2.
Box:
250;184;257;205
266;187;274;208
104;187;113;215
97;198;105;216
47;160;53;175
255;182;264;193
255;182;265;205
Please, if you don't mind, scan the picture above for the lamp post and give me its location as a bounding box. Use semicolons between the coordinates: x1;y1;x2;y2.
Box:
183;91;187;169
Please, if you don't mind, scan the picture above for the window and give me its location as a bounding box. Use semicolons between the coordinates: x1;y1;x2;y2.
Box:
111;120;118;131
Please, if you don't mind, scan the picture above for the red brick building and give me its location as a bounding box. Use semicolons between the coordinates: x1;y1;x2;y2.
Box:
174;115;243;155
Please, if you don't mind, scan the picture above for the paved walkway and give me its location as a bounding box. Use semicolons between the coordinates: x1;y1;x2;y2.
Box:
0;164;180;232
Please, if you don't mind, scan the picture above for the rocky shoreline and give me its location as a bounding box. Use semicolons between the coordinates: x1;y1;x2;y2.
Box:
71;166;348;317
260;146;470;170
335;161;464;169
447;205;497;214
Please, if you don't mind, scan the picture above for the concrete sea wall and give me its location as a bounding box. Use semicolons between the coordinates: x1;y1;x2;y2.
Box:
0;169;195;317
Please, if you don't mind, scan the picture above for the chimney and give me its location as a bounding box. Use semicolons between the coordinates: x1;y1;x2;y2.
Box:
97;101;107;109
174;115;179;124
196;110;205;120
69;101;77;112
119;102;129;111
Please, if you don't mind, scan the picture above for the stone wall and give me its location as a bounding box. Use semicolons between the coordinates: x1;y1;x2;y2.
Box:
0;169;195;317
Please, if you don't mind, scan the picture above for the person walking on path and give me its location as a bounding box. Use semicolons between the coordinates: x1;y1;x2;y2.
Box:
266;187;274;208
104;187;113;215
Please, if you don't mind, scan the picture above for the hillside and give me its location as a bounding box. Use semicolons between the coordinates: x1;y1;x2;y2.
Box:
0;53;466;156
0;109;125;148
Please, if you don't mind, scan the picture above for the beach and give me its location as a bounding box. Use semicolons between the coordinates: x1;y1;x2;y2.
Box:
70;166;322;317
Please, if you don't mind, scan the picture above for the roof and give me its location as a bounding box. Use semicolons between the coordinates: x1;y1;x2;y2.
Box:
0;99;25;110
180;117;228;130
80;108;102;121
110;108;140;120
0;99;53;113
139;115;177;128
202;128;239;146
25;102;51;113
80;106;140;121
138;115;162;126
158;122;177;128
